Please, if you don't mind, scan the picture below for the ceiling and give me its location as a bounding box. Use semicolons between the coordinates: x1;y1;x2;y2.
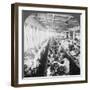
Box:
30;12;80;32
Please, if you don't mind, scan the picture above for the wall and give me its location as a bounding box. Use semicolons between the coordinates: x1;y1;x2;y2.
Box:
0;0;89;90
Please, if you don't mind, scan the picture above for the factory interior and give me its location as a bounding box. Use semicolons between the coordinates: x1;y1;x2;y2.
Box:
24;12;80;77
